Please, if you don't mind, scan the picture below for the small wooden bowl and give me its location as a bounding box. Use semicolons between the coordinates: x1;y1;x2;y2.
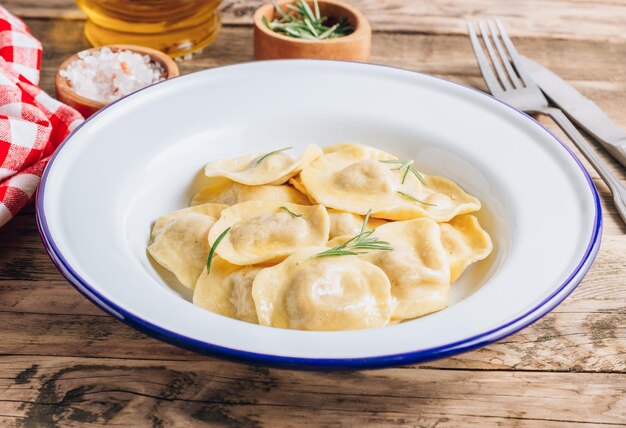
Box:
55;44;180;118
253;0;371;61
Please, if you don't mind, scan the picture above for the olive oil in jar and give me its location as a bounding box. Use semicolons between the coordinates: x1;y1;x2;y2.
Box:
76;0;222;57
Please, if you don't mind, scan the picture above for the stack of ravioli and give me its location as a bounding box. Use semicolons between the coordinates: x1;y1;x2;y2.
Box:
148;143;493;331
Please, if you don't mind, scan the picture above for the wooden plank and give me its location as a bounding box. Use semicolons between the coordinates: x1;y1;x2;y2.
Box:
26;21;626;158
25;22;626;126
2;0;85;20
1;217;625;371
3;262;624;318
0;5;622;426
5;0;626;42
0;356;624;426
0;22;622;372
28;19;626;232
0;307;623;371
6;195;625;308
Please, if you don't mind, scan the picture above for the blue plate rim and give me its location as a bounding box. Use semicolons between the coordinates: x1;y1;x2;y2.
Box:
35;60;602;370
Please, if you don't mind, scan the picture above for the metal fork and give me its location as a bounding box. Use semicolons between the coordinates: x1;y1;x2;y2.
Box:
468;19;626;225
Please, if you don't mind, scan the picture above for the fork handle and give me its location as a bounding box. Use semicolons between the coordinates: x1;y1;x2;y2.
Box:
539;106;626;225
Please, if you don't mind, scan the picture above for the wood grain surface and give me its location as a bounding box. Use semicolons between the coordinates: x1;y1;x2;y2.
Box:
0;1;625;426
5;0;626;41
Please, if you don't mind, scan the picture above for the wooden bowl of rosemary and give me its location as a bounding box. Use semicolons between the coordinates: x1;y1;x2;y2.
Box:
253;0;371;61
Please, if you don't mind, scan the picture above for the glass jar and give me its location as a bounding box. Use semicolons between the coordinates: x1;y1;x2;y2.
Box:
76;0;222;58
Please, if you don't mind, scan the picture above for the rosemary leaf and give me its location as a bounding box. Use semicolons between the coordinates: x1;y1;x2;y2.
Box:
402;165;411;183
380;159;426;184
314;249;359;258
397;191;437;206
266;0;354;40
410;168;426;184
279;206;303;218
318;23;340;40
314;209;392;258
300;0;316;22
285;27;303;38
304;18;319;37
360;208;372;234
271;0;289;19
206;227;230;274
297;27;317;39
252;146;293;167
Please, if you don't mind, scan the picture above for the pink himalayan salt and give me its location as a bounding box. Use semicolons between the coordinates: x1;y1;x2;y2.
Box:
60;47;165;103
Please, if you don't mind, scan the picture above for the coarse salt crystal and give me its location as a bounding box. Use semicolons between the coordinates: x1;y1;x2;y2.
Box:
60;48;165;103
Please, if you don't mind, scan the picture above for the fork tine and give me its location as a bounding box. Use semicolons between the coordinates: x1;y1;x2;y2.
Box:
495;18;536;87
467;22;503;95
487;20;523;89
478;21;513;91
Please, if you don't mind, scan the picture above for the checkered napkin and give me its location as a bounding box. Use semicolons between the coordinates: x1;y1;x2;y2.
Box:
0;6;83;227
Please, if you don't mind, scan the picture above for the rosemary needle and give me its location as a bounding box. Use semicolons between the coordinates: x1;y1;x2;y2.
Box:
279;206;303;218
206;227;230;274
266;0;354;40
397;191;437;206
313;0;320;20
380;159;426;184
360;208;372;234
314;209;392;258
252;146;292;167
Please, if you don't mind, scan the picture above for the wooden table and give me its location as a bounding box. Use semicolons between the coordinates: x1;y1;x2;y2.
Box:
1;1;625;426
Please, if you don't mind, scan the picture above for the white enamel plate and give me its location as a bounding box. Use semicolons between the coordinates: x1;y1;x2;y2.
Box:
37;61;601;369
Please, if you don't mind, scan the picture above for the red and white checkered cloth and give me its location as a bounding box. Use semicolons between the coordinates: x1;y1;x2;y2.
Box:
0;6;83;227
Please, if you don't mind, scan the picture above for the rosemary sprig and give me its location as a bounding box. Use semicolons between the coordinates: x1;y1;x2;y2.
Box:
252;146;292;167
313;0;320;20
265;0;354;40
380;159;426;184
359;208;370;234
314;210;392;258
206;227;230;274
279;206;302;217
397;191;437;206
272;0;289;18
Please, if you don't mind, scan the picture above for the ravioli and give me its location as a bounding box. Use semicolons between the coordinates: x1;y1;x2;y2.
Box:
191;179;309;206
193;256;262;324
362;218;451;321
252;246;393;330
328;209;386;239
288;175;318;204
148;203;228;288
322;143;357;154
208;201;330;265
440;215;493;282
204;144;323;186
300;145;481;222
150;142;494;332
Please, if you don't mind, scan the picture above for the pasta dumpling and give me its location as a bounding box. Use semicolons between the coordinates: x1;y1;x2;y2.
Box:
208;201;330;265
191;179;309;206
148;203;227;288
328;209;386;239
204;144;323;186
322;143;356;154
288;175;318;204
300;144;480;222
252;247;393;330
361;218;451;321
193;256;262;324
148;142;494;332
440;215;493;282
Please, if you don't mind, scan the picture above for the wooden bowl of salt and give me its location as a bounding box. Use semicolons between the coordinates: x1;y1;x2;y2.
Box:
55;45;179;118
